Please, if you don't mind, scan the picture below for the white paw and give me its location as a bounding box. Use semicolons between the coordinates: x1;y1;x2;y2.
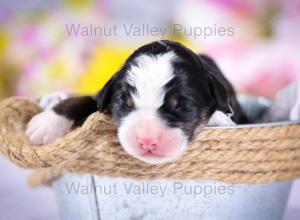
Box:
26;110;74;145
207;110;236;126
39;92;68;110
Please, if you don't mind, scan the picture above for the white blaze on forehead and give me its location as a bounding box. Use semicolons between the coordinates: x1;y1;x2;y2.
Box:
126;51;176;108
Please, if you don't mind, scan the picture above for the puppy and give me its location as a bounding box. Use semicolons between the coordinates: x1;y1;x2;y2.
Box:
26;40;248;164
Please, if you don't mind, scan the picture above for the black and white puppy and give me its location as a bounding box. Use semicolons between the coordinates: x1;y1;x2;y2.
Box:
26;40;248;164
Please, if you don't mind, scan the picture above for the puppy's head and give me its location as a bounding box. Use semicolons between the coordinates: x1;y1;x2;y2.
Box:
96;40;232;164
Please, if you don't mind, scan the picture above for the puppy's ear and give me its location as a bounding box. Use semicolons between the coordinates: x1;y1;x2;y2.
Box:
96;75;116;112
198;54;233;116
209;73;233;115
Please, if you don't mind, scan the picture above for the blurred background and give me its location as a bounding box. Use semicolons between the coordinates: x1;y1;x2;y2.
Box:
0;0;299;219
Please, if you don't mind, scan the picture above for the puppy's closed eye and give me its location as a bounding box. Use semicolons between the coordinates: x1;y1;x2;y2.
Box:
166;95;179;109
125;93;134;108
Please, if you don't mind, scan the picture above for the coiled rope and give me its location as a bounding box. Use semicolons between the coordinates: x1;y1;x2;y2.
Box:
0;97;299;186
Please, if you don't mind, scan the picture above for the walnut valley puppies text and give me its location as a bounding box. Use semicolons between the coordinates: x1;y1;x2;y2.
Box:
65;181;235;198
65;24;235;39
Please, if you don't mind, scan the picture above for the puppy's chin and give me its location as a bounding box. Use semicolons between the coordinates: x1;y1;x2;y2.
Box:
117;112;189;164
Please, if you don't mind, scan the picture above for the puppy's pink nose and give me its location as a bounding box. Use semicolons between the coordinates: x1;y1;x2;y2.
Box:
138;137;158;151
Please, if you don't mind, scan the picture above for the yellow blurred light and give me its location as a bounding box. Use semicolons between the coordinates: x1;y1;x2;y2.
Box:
76;43;132;94
49;59;69;79
63;0;93;9
0;75;3;89
0;32;9;57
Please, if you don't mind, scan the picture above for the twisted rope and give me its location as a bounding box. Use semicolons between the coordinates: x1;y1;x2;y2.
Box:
0;97;300;186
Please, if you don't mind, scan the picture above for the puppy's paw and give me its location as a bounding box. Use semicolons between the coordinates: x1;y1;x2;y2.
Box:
38;92;68;110
26;110;74;145
207;110;236;126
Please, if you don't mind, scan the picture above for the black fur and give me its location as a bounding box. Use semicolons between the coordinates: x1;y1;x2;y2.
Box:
53;96;97;124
